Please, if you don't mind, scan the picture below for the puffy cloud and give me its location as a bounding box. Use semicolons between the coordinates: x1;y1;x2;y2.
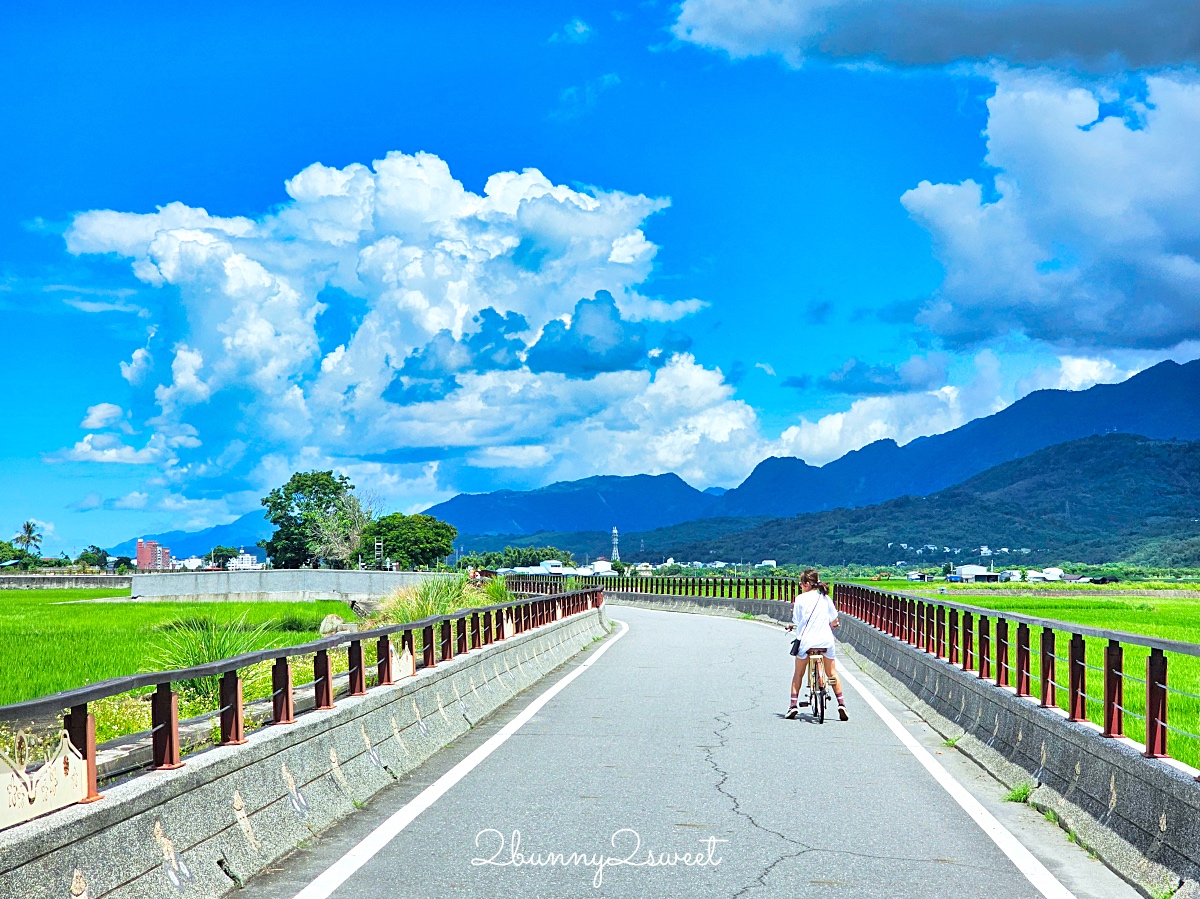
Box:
120;347;153;384
61;433;168;464
775;351;1005;464
62;150;731;508
819;354;948;395
672;0;1200;69
1017;354;1139;393
154;345;211;415
525;292;647;376
904;70;1200;350
80;402;125;429
113;491;149;510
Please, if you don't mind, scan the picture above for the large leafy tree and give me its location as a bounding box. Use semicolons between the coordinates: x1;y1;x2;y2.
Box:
76;545;109;569
207;545;240;568
13;521;42;556
362;513;457;570
259;471;353;568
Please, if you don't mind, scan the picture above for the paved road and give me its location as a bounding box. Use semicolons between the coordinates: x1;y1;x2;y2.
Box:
243;606;1139;899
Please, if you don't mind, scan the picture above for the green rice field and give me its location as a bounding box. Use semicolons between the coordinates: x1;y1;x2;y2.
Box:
849;582;1200;768
0;587;356;707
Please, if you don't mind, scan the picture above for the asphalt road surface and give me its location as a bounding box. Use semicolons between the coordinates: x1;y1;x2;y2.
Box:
242;605;1140;899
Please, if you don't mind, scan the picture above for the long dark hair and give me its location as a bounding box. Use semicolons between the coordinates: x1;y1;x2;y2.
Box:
800;568;829;596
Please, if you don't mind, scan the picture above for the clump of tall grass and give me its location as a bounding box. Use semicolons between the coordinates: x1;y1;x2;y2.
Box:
373;574;505;626
147;614;278;706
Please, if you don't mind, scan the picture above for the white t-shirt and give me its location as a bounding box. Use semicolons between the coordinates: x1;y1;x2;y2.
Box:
792;589;838;656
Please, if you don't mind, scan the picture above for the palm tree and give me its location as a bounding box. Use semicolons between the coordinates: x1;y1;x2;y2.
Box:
13;521;42;555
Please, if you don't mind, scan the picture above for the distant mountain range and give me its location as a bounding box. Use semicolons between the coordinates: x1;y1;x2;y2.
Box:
458;434;1200;567
110;359;1200;565
432;359;1200;534
108;510;271;559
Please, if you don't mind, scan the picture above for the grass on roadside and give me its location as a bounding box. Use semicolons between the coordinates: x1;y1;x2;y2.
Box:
1004;781;1034;803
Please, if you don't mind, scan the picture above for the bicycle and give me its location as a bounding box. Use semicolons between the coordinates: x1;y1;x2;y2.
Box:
807;648;830;723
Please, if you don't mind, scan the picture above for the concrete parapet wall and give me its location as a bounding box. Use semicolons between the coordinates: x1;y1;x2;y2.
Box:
606;591;792;624
130;570;448;604
0;575;132;590
838;616;1200;899
0;607;610;899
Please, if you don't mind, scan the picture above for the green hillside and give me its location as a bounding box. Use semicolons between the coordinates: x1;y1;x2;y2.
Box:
649;434;1200;567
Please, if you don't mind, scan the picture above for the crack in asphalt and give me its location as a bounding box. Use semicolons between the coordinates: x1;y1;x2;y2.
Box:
700;649;819;899
700;643;999;897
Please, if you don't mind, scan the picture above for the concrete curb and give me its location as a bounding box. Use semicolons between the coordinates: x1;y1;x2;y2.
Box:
0;608;610;899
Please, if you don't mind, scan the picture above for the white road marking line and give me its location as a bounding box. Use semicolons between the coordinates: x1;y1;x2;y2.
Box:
837;665;1076;899
289;619;629;899
744;617;1075;899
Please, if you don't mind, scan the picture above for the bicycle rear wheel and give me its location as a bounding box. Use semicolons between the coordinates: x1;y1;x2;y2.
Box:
809;660;825;723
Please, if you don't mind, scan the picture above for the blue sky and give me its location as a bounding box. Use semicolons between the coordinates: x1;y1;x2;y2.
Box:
3;1;1199;554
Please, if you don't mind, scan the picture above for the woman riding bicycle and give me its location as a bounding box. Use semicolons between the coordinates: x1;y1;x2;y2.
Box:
786;569;848;721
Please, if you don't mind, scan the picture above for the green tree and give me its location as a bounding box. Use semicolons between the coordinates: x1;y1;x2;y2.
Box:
0;540;37;570
207;545;240;568
259;471;353;568
363;513;456;570
13;521;42;556
76;545;109;569
458;545;577;570
308;492;377;568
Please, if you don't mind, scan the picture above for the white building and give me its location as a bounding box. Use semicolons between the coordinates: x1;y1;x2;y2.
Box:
755;560;777;569
172;556;206;571
227;548;265;571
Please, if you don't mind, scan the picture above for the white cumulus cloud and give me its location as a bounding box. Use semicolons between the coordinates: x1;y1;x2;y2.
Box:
672;0;1200;69
905;70;1200;350
80;402;124;429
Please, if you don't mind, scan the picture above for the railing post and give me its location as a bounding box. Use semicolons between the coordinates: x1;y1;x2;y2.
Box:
423;624;436;667
64;704;101;802
457;616;468;655
314;649;335;710
927;603;936;653
1103;639;1123;737
441;619;454;660
916;601;925;649
473;611;483;646
936;606;946;659
1040;628;1056;708
1015;623;1031;697
483;609;494;644
348;640;366;696
378;635;395;686
1067;633;1086;722
978;616;991;680
948;608;959;665
996;619;1010;688
961;611;974;671
151;682;184;770
219;671;247;745
1145;648;1168;758
272;657;295;724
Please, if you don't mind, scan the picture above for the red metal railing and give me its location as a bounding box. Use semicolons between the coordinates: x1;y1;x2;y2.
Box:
0;586;605;812
835;583;1200;773
508;574;800;602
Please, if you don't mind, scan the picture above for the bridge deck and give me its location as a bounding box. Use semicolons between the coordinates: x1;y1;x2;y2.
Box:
240;606;1138;899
